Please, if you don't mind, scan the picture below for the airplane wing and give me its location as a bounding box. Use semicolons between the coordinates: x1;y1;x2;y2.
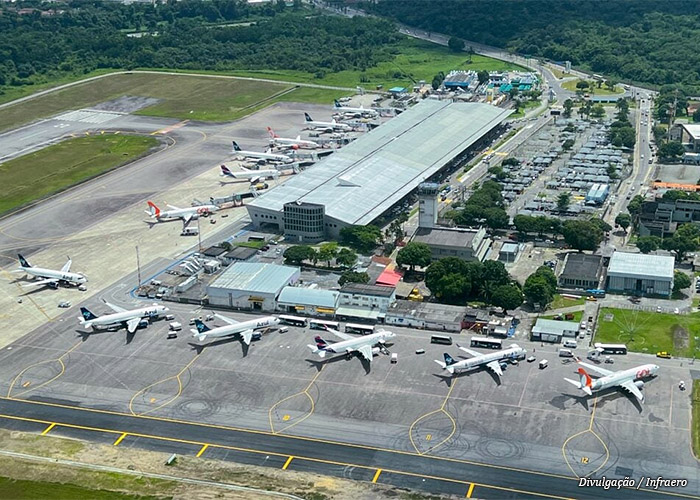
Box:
620;380;644;401
103;301;127;313
126;317;141;333
24;278;58;287
578;361;613;377
357;344;373;362
251;176;261;184
486;360;503;377
61;258;72;273
167;204;180;210
456;344;481;357
214;313;238;325
182;214;193;226
325;326;352;341
240;329;253;345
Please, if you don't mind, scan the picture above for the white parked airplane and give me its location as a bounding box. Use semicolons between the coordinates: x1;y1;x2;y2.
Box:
267;127;319;149
15;254;87;288
220;165;279;184
307;327;395;362
191;314;279;345
333;99;378;118
304;113;352;133
79;301;169;334
435;343;526;377
232;141;293;164
564;361;659;402
145;201;218;226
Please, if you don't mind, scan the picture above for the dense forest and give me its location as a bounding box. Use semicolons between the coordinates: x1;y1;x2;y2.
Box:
0;0;399;94
367;0;700;93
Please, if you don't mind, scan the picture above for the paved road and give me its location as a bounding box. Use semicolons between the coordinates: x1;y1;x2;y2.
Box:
0;396;691;500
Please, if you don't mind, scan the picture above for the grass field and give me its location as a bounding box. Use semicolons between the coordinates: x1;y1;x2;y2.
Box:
561;79;624;96
0;134;158;215
549;294;586;310
693;380;700;459
510;99;541;118
0;477;167;500
595;307;699;357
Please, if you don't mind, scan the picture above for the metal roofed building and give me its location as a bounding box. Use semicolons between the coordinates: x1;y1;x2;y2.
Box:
207;262;300;311
606;252;674;297
558;253;603;290
531;319;579;343
276;286;339;317
412;226;491;262
385;300;469;332
247;100;512;241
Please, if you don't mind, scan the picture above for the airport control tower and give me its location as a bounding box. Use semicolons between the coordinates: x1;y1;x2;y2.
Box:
417;182;439;228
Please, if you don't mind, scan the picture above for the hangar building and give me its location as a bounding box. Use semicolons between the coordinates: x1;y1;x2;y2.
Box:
247;100;511;242
606;252;674;297
207;262;299;311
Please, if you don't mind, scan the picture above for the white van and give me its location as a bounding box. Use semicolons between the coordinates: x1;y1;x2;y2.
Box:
391;353;398;364
563;340;578;349
181;226;199;236
169;322;182;331
278;327;289;334
539;359;548;369
559;348;574;358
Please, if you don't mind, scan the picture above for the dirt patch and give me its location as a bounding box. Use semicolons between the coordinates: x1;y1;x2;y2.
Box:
672;324;690;351
0;429;449;500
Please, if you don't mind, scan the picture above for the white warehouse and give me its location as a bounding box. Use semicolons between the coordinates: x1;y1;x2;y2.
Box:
606;252;674;297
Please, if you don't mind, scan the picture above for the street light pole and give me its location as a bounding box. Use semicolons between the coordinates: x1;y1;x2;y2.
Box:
136;245;142;288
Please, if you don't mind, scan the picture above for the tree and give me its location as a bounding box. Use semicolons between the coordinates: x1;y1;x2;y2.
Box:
338;271;369;286
396;242;432;272
502;157;520;167
658;141;686;161
673;271;691;294
562;139;575;151
561;220;603;252
491;284;523;313
627;195;645;216
589;218;612;233
576;80;589;90
636;236;661;254
606;164;619;179
447;36;465;52
663;223;700;261
339;225;382;253
694;108;700;123
563;98;574;118
615;213;631;232
556;192;571;212
335;248;357;268
477;70;489;85
484;207;509;230
425;257;472;304
523;276;554;307
590;104;605;119
283;245;315;265
318;242;338;267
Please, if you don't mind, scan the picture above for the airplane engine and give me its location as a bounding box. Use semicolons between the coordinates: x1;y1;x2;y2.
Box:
635;380;645;389
138;319;149;328
371;347;381;356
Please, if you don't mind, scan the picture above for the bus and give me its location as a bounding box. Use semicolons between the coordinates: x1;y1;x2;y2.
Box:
594;343;627;355
278;315;307;328
345;323;375;335
430;335;453;345
309;319;340;331
470;337;503;350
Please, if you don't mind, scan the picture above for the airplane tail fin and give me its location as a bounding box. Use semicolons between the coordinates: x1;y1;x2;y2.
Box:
334;99;341;108
220;165;234;177
193;319;210;333
146;201;160;217
267;127;278;138
314;335;328;348
232;140;241;152
444;353;456;366
80;307;98;321
577;367;593;395
17;254;31;268
304;112;313;122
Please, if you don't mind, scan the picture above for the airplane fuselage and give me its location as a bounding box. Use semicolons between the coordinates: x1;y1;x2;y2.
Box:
590;363;659;392
21;266;87;285
82;305;168;330
194;316;279;339
320;331;393;355
271;137;319;149
449;346;526;373
234;150;293;164
334;106;377;118
155;205;218;221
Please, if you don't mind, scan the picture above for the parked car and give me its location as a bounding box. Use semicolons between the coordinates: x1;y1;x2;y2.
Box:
58;301;71;308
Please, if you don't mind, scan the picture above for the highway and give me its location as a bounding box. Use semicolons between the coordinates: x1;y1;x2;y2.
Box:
0;396;693;500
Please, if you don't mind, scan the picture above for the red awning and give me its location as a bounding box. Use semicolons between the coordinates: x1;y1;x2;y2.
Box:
375;268;402;287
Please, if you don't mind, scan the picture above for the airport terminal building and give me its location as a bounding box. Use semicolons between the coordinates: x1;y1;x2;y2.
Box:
247;100;512;242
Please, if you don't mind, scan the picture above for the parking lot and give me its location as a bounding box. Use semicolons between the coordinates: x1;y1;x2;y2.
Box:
0;296;696;493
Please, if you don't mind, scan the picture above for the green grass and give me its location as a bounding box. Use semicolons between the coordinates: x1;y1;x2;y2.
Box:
561;79;624;95
549;294;586;310
0;134;158;215
596;307;699;357
236;240;267;249
0;476;167;500
693;380;700;459
510;99;541;118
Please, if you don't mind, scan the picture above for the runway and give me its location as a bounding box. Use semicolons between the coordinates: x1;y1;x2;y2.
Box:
0;396;688;500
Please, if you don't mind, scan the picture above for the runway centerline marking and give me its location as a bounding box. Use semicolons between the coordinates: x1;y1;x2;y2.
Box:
282;456;294;470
